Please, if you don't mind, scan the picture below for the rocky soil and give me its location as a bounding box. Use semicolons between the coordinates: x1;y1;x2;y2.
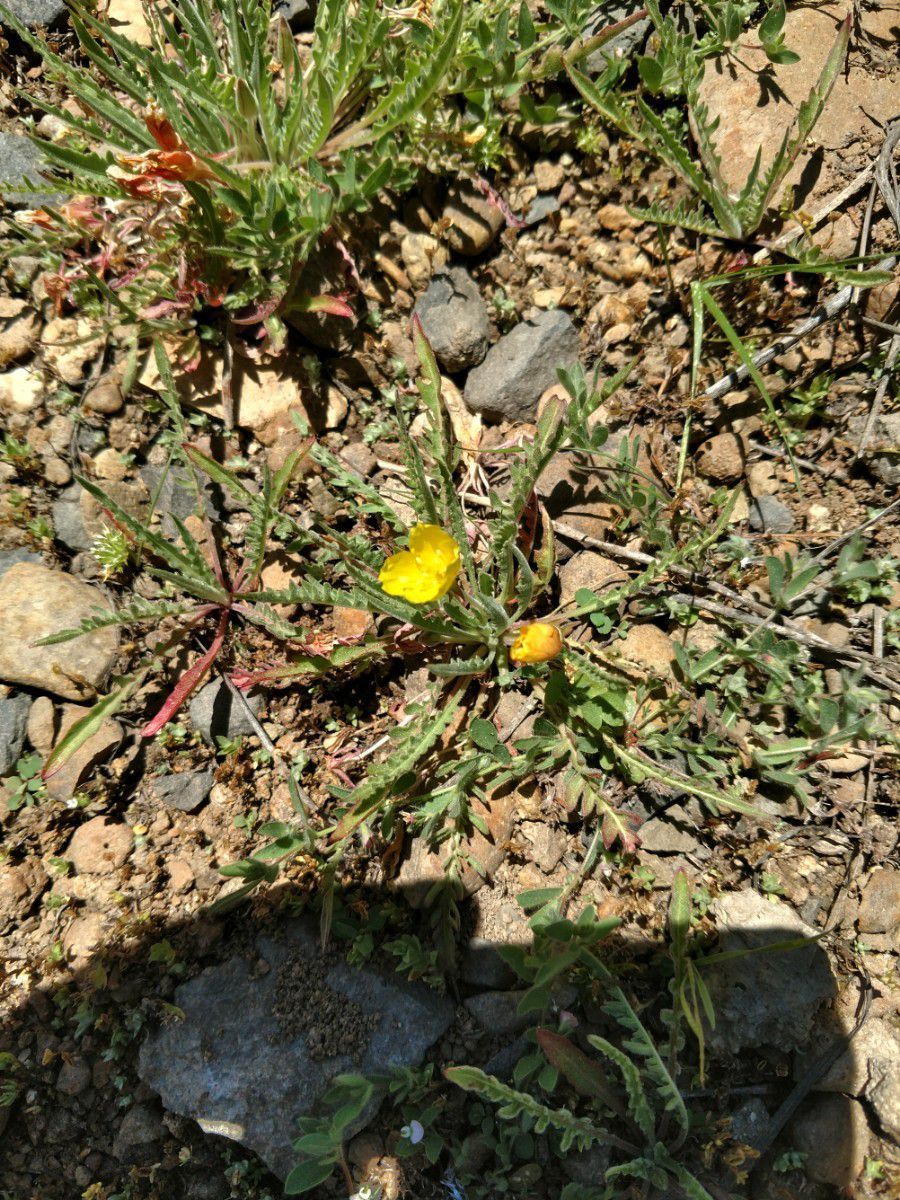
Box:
1;2;899;1199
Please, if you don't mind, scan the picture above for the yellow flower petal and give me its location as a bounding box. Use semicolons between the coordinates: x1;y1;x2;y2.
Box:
409;524;460;577
510;622;563;665
379;525;461;604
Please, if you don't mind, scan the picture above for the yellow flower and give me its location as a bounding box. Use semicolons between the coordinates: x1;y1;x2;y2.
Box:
510;622;563;665
379;524;461;604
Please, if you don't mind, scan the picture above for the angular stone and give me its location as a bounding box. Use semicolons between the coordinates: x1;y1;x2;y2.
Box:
137;921;454;1178
43;705;122;803
0;366;43;414
151;768;214;813
464;310;580;421
558;550;627;607
638;805;700;855
0;692;31;775
2;0;66;25
394;784;517;907
705;889;834;1054
0;131;64;207
582;1;651;72
0;563;119;701
413;267;489;372
464;991;531;1037
856;868;900;936
188;680;263;745
789;1095;867;1189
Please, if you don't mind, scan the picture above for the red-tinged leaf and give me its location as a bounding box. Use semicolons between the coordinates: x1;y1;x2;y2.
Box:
231;296;284;325
141;610;228;738
473;175;526;229
295;293;354;319
601;806;641;853
536;1029;627;1117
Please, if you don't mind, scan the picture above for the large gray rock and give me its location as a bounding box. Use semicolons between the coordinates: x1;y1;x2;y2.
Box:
138;921;454;1178
0;132;63;208
0;692;30;775
0;563;119;701
1;0;66;26
705;889;834;1055
464;309;580;422
188;680;263;744
413;267;489;373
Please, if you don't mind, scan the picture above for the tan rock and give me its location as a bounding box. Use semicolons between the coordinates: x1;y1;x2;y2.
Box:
67;816;133;875
168;858;194;894
0;312;40;369
399;231;448;289
141;349;313;433
697;3;898;246
92;448;128;481
443;182;505;256
43;455;71;486
616;624;676;678
107;0;153;45
0;564;119;701
332;606;375;642
597;203;638;232
0;366;42;413
43;704;122;803
558;550;627;607
534;159;565;191
27;695;57;755
83;372;124;415
42;317;104;384
590;294;632;329
258;554;304;618
696;432;745;483
62;911;107;966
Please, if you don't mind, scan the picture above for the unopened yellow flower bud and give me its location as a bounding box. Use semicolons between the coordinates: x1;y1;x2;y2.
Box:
510;622;563;665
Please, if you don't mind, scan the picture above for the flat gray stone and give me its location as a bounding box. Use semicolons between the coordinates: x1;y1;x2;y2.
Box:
188;680;263;744
138;921;454;1178
0;132;64;208
0;548;41;578
0;692;30;775
706;889;834;1055
1;0;66;26
413;267;489;372
638;804;701;855
582;2;652;72
749;494;795;533
52;485;92;553
464;309;580;422
151;768;214;813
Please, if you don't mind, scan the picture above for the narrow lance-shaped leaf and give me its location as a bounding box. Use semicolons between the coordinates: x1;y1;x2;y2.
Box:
141;609;229;738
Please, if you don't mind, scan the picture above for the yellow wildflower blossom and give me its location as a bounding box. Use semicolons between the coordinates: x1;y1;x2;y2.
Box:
379;524;461;604
510;622;563;665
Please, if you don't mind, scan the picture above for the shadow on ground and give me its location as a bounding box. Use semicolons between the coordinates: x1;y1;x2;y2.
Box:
1;864;874;1200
